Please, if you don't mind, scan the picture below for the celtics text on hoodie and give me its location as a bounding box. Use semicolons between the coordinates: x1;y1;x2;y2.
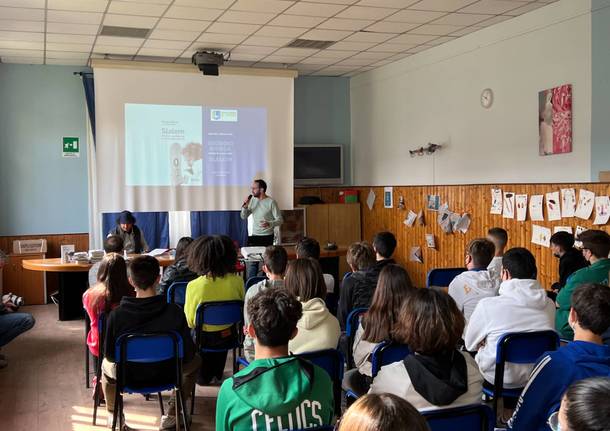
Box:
215;356;334;431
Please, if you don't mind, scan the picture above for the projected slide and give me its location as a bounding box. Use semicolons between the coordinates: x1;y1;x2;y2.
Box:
124;104;266;187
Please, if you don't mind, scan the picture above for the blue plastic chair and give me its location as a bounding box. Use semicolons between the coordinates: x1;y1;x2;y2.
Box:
426;268;466;289
345;307;368;368
482;331;560;417
166;281;189;306
371;340;411;377
423;403;495;431
92;313;106;425
245;276;266;291
112;331;188;431
295;349;345;416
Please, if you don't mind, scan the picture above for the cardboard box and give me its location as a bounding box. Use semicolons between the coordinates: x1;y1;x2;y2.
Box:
13;239;47;254
339;189;358;203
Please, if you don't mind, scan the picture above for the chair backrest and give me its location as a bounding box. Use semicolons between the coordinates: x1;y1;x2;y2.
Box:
342;271;353;281
345;307;368;368
371;340;411;377
423;404;495;431
97;313;107;357
166;281;189;306
426;268;466;288
245;276;267;291
496;331;560;365
296;349;344;415
195;300;244;327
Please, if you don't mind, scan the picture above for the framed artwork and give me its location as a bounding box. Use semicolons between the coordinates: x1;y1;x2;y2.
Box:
539;84;572;156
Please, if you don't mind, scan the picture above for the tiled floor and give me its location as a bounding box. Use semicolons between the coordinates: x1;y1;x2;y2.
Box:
0;305;221;431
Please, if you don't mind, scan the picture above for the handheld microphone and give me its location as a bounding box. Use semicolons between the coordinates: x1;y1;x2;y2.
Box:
243;194;252;208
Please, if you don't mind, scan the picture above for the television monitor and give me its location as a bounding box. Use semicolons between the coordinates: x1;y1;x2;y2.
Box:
294;145;343;185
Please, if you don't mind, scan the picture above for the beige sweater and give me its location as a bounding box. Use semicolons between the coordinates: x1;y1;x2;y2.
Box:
289;298;341;354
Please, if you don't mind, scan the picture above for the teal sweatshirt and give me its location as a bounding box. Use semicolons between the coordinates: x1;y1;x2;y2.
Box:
215;356;334;431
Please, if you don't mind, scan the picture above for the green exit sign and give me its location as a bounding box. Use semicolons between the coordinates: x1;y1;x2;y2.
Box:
62;137;80;158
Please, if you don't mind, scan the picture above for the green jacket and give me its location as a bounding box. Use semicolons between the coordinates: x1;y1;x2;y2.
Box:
215;356;334;431
556;258;610;339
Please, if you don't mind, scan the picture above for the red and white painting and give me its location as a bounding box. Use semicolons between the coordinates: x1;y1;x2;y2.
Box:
539;84;572;156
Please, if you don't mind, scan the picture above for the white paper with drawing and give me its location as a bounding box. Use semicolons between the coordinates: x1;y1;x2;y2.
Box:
503;192;515;219
575;189;595;220
516;194;528;221
561;188;576;217
594;196;610;225
546;191;561;221
554;226;573;234
490;189;502;214
404;210;417;227
531;225;552;248
425;234;436;249
455;213;471;234
529;195;544;221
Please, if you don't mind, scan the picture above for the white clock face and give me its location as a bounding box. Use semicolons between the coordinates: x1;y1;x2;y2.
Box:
481;88;493;109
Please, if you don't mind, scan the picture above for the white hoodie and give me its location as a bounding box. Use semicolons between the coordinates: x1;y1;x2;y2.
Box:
448;269;499;323
289;297;341;354
487;256;503;283
464;278;556;388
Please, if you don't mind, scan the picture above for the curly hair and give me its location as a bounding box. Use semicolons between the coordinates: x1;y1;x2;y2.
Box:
187;235;237;278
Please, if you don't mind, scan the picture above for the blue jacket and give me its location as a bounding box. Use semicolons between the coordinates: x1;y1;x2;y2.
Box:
508;341;610;431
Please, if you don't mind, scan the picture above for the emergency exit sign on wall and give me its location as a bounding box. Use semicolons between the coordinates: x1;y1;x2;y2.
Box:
62;137;80;158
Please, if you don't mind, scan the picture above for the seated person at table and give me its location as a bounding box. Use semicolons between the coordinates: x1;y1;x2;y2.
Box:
487;227;508;283
107;210;149;254
295;237;335;294
508;283;610;431
337;241;376;330
370;288;483;411
243;245;288;362
184;235;244;384
102;256;201;430
344;264;414;395
89;235;124;287
464;247;555;389
285;258;340;354
216;287;334;431
551;376;610;431
157;236;197;296
448;238;498;323
556;230;610;340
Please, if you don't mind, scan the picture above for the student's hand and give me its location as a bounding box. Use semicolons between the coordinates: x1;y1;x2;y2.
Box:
2;301;16;312
259;221;270;228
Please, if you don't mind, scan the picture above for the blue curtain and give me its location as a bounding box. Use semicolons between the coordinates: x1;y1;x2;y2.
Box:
102;212;170;249
81;72;96;143
190;211;248;246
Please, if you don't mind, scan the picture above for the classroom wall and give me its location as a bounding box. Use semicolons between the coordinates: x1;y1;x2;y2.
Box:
0;64;90;236
591;0;610;181
350;0;593;186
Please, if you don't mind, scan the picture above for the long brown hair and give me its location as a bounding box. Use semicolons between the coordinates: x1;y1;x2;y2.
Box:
89;253;133;313
362;264;414;343
284;258;326;301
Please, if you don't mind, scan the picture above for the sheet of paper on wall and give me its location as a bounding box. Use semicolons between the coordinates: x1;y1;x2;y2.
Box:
593;196;610;225
531;225;552;248
404;210;417;227
503;192;515;219
561;188;576;217
529;195;545;221
409;246;423;263
455;213;471;233
574;226;588;248
417;210;425;226
575;189;595;220
384;187;393;208
366;189;376;211
425;234;436;249
490;188;503;214
545;191;561;221
437;204;453;233
553;226;573;234
449;212;462;232
516;194;528;221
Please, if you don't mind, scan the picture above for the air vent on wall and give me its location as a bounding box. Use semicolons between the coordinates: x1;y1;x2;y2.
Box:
100;25;151;38
286;39;335;50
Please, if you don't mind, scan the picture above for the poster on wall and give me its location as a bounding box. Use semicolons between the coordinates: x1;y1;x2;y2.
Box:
516;194;528;221
384;187;393;208
593;196;610;225
490;189;503;215
531;225;552;248
561;188;577;218
546;191;561;221
503;192;515;219
539;84;572;156
575;189;595;220
529;195;545;221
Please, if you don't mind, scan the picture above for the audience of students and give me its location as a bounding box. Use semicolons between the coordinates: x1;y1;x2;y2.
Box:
216;286;334;430
344;264;414;395
102;255;200;430
508;283;610;430
107;210;149;254
549;376;610;431
464;247;556;389
370;288;483;411
284;258;341;354
556;230;610;339
448;238;498;323
295;237;336;294
487;227;508;282
184;235;245;384
157;236;197;296
337;241;376;330
243;245;288;361
549;231;589;294
88;235;124;287
337;393;430;431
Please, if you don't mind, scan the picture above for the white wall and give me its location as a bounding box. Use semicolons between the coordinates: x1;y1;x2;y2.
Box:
350;0;592;186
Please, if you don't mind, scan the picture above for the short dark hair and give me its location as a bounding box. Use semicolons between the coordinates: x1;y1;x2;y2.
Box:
466;238;495;268
393;288;464;355
346;241;375;271
502;247;537;280
127;255;160;289
564;377;610;431
248;286;302;347
263;245;288;275
578;229;610;258
285;258;327;301
571;283;610;335
175;236;194;262
104;235;124;254
550;231;575;251
373;231;397;259
254;179;267;192
487;227;508;249
296;237;321;260
187;235;237;278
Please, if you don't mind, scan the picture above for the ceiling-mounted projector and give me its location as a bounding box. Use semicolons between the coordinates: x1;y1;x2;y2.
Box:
192;51;225;76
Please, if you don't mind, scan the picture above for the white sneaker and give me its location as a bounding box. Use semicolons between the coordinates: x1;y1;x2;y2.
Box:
106;413;133;430
159;413;191;430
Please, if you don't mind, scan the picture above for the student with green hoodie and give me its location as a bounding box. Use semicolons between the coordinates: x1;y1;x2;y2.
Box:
216;286;334;431
556;230;610;339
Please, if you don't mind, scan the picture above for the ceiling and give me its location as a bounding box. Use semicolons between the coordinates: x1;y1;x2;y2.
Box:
0;0;559;77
